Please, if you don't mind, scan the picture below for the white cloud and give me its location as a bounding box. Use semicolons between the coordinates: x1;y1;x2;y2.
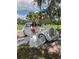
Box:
17;0;48;19
17;0;36;10
17;14;26;20
17;0;33;3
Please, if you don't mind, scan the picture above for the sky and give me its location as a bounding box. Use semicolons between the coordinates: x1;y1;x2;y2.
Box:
17;0;48;19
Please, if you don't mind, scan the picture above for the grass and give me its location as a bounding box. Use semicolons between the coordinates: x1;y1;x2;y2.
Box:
43;24;61;30
17;23;61;30
17;24;25;30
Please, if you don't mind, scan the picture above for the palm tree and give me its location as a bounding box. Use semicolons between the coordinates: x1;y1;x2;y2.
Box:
34;0;46;26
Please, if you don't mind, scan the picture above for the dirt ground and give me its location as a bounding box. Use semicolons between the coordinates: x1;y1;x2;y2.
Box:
17;40;61;59
17;30;24;38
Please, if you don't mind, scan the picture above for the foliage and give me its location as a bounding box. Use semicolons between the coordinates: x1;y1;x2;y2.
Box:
17;44;42;59
52;20;61;25
34;0;46;9
43;24;61;30
27;12;39;22
17;20;27;25
34;0;61;23
17;20;61;30
34;0;47;25
47;0;61;21
17;41;61;59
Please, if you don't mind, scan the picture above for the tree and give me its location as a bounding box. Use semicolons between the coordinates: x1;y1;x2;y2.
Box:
47;0;61;21
27;12;40;24
34;0;46;25
34;0;61;24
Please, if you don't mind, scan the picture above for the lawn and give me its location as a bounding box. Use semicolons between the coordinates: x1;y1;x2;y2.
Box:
42;24;61;30
17;23;61;30
17;24;25;30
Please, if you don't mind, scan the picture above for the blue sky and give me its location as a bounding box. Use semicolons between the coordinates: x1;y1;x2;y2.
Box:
17;9;30;15
17;0;48;19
